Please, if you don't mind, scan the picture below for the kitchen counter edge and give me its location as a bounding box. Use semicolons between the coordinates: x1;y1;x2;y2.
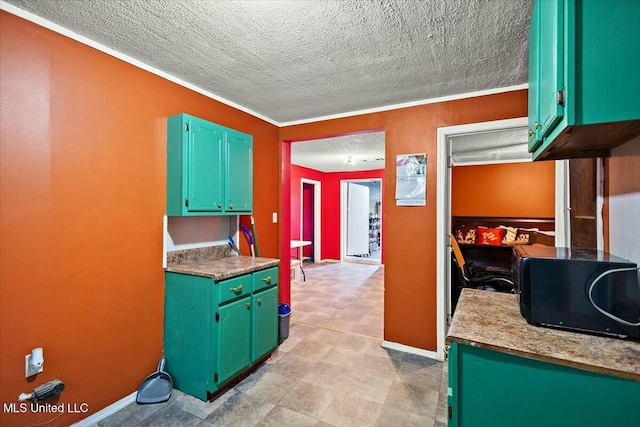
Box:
166;256;280;282
446;288;640;382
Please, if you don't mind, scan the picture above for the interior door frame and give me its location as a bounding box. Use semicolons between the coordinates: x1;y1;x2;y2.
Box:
340;178;383;263
300;178;321;262
435;117;569;361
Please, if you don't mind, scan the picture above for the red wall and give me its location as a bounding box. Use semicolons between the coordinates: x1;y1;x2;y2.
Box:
0;12;279;426
451;162;556;217
281;90;529;352
290;165;384;262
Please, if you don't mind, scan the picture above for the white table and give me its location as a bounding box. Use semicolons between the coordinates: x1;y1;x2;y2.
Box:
290;240;311;281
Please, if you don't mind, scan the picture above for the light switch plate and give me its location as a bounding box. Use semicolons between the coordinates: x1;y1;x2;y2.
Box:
272;212;277;223
25;354;43;378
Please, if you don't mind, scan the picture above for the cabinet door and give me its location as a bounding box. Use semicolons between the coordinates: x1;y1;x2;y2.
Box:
225;130;253;213
252;286;278;362
217;297;251;385
537;0;564;139
527;0;541;152
187;118;224;212
448;342;640;427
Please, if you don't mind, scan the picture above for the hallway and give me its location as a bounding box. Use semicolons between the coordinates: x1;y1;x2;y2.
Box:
290;262;384;338
96;262;447;426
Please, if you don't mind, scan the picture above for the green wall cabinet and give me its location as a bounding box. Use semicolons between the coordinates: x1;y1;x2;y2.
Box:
527;0;540;151
164;266;279;401
447;342;640;427
225;130;253;213
528;0;640;160
167;113;253;216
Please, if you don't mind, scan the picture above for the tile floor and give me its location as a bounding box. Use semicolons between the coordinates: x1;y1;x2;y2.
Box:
96;262;448;427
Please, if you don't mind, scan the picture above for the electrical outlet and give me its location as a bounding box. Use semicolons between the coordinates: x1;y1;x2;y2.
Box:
272;212;277;223
25;354;43;378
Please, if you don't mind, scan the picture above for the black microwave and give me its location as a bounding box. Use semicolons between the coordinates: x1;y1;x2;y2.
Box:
512;246;639;339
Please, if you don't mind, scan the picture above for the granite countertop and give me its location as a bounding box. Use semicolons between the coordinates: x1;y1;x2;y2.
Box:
447;288;640;382
165;245;280;281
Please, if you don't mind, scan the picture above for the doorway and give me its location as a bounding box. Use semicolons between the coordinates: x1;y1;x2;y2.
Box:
435;117;570;361
341;179;382;264
300;178;321;262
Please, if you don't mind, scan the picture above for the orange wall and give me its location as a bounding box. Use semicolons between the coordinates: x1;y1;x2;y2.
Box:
0;12;279;426
451;162;556;217
280;90;529;351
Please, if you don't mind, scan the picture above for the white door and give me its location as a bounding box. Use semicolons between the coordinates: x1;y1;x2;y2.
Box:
346;183;370;256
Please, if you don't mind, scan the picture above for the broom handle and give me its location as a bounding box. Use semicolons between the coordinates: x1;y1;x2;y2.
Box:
251;216;260;257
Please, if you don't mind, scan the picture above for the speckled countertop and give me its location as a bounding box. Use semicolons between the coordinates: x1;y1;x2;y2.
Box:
165;245;279;281
447;288;640;382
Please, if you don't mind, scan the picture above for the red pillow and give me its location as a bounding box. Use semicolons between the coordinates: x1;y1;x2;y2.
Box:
476;226;506;245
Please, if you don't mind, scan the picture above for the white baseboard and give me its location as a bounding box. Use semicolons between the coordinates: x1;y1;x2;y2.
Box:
71;391;137;426
382;340;443;361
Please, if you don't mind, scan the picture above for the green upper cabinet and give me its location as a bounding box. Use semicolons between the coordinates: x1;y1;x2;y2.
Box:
188;118;224;212
527;0;541;151
225;130;253;213
536;0;563;141
528;0;640;160
166;113;253;216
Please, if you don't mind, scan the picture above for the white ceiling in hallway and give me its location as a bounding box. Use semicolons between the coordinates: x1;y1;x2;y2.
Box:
291;132;385;173
3;0;532;124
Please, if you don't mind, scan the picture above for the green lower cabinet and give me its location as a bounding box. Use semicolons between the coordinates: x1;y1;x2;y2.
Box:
164;266;279;401
164;272;216;401
447;342;640;427
217;297;252;385
252;286;278;362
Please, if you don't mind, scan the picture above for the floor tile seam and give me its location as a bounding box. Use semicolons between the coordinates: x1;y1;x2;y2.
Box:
318;388;386;426
204;391;276;424
291;320;382;341
169;399;215;421
148;404;211;424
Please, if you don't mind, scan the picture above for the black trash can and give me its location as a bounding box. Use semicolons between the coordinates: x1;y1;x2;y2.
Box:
278;303;291;341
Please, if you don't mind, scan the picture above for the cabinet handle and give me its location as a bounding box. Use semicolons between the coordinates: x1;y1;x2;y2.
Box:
257;298;262;305
229;204;234;210
260;276;272;284
528;130;535;137
217;202;222;209
229;284;243;293
246;302;251;309
534;121;539;129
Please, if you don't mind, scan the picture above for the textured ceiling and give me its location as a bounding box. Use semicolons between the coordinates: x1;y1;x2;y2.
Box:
3;0;532;124
291;132;385;173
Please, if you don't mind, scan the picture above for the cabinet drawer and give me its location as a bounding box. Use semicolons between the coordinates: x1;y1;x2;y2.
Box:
252;267;278;292
217;274;251;305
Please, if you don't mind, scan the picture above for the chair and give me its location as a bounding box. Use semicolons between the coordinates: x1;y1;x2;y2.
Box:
450;234;514;294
